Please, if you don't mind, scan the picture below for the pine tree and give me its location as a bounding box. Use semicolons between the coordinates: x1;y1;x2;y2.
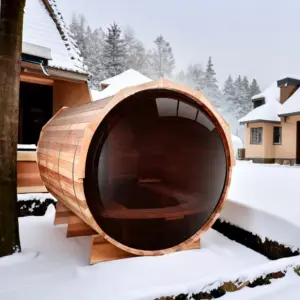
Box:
203;57;219;91
70;14;88;58
241;76;252;115
70;14;106;88
233;75;244;118
102;23;127;78
149;35;175;78
242;76;249;94
202;57;223;110
85;27;106;88
124;27;149;75
249;79;261;98
186;64;205;90
223;75;236;109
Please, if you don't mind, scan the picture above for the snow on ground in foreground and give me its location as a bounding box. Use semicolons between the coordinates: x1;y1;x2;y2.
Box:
222;160;300;248
0;206;268;300
222;269;300;300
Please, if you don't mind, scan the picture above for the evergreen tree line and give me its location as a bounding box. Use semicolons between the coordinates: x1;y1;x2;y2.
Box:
70;14;175;87
70;14;261;120
175;59;261;120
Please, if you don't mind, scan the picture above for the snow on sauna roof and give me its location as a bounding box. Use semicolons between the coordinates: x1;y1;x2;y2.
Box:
23;0;86;74
239;101;281;124
279;88;300;116
251;81;280;103
92;69;152;101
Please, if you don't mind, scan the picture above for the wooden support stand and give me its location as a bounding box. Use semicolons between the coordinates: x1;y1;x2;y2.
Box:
66;215;97;238
90;235;134;264
54;201;201;265
54;201;73;225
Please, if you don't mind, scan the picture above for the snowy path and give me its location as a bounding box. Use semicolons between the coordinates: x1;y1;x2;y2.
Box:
0;206;267;300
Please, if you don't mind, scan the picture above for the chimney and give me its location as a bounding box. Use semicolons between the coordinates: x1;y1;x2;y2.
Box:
277;77;300;104
101;83;109;90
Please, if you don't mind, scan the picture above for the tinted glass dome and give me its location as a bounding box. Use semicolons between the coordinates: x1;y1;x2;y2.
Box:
85;90;227;251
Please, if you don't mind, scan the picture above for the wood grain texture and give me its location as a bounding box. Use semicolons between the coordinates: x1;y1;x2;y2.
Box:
54;201;73;225
17;156;45;193
17;151;37;162
37;79;234;257
89;235;135;264
17;186;47;193
66;214;97;238
89;235;200;264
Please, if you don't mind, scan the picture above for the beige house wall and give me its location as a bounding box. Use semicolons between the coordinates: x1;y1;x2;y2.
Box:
275;115;300;159
245;122;269;158
263;123;275;158
244;115;300;161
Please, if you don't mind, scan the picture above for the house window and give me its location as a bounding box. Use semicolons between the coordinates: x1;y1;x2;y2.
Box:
250;127;263;144
273;127;282;145
253;99;264;109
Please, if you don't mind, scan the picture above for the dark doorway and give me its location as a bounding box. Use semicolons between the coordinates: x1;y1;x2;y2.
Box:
297;122;300;164
18;82;53;145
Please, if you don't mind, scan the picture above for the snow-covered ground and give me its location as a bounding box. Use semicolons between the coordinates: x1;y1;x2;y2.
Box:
221;161;300;249
0;206;268;300
2;160;300;299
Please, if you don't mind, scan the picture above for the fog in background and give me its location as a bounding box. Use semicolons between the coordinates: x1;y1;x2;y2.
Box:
58;0;300;90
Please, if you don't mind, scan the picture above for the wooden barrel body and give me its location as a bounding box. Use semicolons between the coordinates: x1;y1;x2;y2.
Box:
37;79;235;256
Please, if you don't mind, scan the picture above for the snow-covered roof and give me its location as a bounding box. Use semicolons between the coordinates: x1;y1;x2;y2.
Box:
239;101;281;124
251;81;280;103
100;69;152;87
277;74;300;81
90;89;104;101
93;69;152;101
278;88;300;116
23;0;86;74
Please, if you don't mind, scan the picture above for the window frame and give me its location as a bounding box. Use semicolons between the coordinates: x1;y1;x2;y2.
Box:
250;127;263;145
273;126;282;145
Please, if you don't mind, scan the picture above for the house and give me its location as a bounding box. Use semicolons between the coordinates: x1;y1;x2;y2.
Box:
239;76;300;164
91;69;152;101
17;0;91;193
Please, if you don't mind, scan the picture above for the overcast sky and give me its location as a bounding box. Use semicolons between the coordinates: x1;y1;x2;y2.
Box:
58;0;300;90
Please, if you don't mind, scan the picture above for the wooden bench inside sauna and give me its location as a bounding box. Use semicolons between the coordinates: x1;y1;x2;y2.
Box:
37;79;235;264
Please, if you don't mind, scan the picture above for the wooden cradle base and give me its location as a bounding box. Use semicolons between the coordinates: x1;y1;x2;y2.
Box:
54;202;200;264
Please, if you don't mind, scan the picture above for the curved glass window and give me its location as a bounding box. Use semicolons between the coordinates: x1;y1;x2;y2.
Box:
85;90;227;251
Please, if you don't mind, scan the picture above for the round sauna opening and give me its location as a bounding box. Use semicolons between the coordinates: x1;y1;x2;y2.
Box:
84;89;228;252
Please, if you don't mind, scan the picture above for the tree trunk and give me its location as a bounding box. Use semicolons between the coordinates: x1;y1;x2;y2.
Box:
0;0;26;257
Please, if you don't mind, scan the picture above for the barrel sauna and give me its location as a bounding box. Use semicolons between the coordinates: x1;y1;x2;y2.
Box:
37;79;235;263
